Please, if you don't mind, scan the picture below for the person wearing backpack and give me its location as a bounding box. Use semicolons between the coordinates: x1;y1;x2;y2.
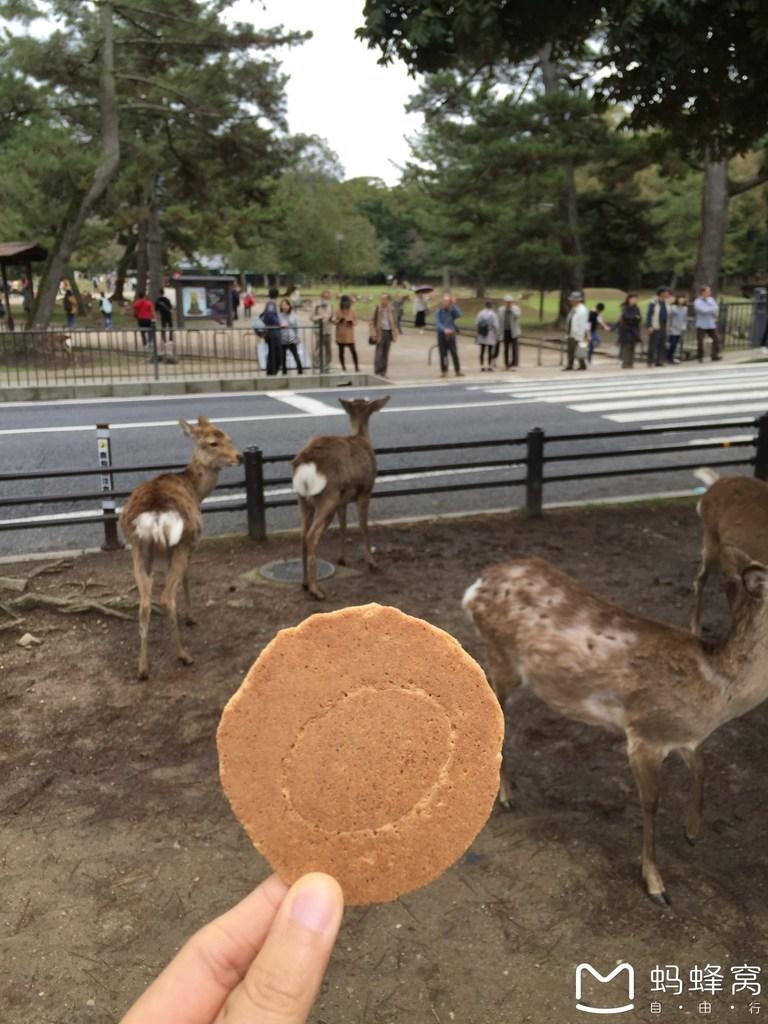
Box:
63;289;77;329
475;300;499;371
261;287;282;376
99;291;113;329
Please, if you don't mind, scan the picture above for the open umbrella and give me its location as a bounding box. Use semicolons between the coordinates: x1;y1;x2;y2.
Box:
413;284;434;293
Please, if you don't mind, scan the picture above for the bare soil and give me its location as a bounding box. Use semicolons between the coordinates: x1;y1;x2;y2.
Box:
2;503;767;1024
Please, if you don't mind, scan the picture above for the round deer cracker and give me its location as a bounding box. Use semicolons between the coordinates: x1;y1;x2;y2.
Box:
217;603;504;905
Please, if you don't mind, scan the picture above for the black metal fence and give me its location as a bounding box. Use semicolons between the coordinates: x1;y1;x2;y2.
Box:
2;416;766;549
0;324;330;386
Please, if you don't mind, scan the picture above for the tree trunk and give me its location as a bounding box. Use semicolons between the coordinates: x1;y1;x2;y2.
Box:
146;181;163;300
28;2;120;327
475;279;486;299
539;44;583;323
694;154;729;293
135;215;148;296
112;236;136;301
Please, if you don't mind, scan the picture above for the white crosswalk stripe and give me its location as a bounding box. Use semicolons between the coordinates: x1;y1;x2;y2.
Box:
470;364;768;425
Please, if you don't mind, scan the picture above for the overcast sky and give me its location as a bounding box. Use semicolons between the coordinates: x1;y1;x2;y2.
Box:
229;0;423;184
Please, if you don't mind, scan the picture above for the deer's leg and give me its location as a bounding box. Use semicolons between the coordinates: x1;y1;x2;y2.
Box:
485;644;525;810
161;547;194;666
679;747;705;844
628;739;669;906
132;544;153;681
356;493;376;570
336;502;348;565
298;497;315;590
305;501;336;600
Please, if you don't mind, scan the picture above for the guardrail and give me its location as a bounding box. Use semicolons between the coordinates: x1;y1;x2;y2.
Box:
2;415;765;549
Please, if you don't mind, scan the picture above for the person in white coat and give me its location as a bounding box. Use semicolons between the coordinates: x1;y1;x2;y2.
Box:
496;294;521;368
475;299;499;372
563;290;589;371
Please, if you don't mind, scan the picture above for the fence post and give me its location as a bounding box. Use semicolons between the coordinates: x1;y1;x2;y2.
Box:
96;423;121;550
525;427;545;516
754;414;768;480
244;446;267;541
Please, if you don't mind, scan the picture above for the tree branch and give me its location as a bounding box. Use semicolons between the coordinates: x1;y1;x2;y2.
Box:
728;171;768;197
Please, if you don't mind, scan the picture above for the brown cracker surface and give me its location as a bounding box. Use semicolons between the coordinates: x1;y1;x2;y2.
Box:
217;603;504;905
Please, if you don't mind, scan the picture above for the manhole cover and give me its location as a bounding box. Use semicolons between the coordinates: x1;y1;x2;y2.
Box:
258;558;336;583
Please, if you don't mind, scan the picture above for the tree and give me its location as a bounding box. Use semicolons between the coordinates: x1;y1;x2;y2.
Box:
0;0;303;325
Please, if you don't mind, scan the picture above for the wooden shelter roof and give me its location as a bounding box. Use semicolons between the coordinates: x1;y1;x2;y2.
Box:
0;241;48;264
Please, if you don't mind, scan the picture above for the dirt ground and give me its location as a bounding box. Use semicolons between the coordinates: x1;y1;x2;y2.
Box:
2;503;767;1024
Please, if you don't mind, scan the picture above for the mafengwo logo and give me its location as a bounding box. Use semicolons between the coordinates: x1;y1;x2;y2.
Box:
576;962;635;1014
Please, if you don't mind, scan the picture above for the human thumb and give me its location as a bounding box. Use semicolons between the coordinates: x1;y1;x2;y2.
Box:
224;872;344;1024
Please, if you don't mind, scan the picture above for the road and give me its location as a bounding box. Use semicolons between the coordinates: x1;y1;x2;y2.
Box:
1;362;765;557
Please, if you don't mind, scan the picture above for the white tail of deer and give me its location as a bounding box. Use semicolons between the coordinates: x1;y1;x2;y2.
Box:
292;396;390;599
691;468;768;634
120;416;242;679
463;553;768;905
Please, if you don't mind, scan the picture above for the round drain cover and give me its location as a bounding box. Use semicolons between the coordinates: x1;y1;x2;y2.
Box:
258;558;336;583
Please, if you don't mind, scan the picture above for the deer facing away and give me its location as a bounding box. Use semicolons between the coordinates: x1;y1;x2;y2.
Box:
120;416;242;679
691;468;768;635
463;553;768;905
292;396;390;599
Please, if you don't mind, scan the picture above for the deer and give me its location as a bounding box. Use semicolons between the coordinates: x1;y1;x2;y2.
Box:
691;467;768;635
463;552;768;906
292;396;390;599
119;416;242;680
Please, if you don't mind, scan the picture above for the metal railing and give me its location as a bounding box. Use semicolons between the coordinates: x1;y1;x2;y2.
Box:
2;416;766;548
0;323;333;386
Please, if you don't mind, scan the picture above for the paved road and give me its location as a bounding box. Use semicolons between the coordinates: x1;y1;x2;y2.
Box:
1;363;765;557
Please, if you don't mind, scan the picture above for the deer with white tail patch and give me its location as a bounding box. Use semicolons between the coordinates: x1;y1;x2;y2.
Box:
464;553;768;905
120;416;242;679
292;396;390;599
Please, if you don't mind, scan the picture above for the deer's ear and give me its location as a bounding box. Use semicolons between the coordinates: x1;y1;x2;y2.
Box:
338;399;353;413
197;415;212;427
742;563;768;598
370;395;391;412
178;418;196;438
724;545;754;577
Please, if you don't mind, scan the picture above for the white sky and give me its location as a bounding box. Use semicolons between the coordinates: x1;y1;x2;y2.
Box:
229;0;423;184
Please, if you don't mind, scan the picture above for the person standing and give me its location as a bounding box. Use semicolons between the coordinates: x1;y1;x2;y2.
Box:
644;286;672;367
261;287;282;376
63;289;77;329
312;290;334;371
369;293;400;377
615;293;642;369
587;302;609;364
278;299;303;375
231;285;240;321
99;291;112;329
242;289;254;320
413;290;428;331
563;291;589;370
435;293;463;378
693;285;722;361
666;295;689;363
496;294;521;369
154;289;176;362
334;294;359;372
475;300;499;371
132;291;156;352
393;292;406;332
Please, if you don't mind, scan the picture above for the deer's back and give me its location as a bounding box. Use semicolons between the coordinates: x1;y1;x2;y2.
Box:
120;473;202;542
465;558;723;745
293;435;376;497
699;476;768;561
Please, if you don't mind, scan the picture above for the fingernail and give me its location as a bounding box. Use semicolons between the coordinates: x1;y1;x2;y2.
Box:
289;878;337;934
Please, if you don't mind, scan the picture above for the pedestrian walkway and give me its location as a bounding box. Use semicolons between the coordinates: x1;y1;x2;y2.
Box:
466;363;768;426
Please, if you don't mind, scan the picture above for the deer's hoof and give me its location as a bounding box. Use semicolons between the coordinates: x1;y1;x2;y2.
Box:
497;797;514;812
309;589;326;601
301;581;309;590
366;560;378;573
337;557;347;566
684;828;700;847
185;616;197;627
649;889;672;909
179;652;194;666
137;667;149;681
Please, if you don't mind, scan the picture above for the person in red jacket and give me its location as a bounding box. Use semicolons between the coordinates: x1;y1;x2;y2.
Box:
132;291;156;353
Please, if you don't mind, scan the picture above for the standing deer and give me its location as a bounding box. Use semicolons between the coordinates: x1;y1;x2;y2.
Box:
120;416;242;679
463;553;768;905
691;467;768;634
292;396;390;599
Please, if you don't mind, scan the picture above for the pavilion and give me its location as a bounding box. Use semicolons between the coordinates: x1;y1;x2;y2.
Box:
0;241;48;329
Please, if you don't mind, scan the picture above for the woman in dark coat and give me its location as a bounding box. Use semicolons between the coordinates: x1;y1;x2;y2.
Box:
615;293;642;369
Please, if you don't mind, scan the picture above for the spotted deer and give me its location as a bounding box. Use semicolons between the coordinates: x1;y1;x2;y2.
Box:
120;416;242;679
691;467;768;634
292;396;390;599
463;554;768;905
